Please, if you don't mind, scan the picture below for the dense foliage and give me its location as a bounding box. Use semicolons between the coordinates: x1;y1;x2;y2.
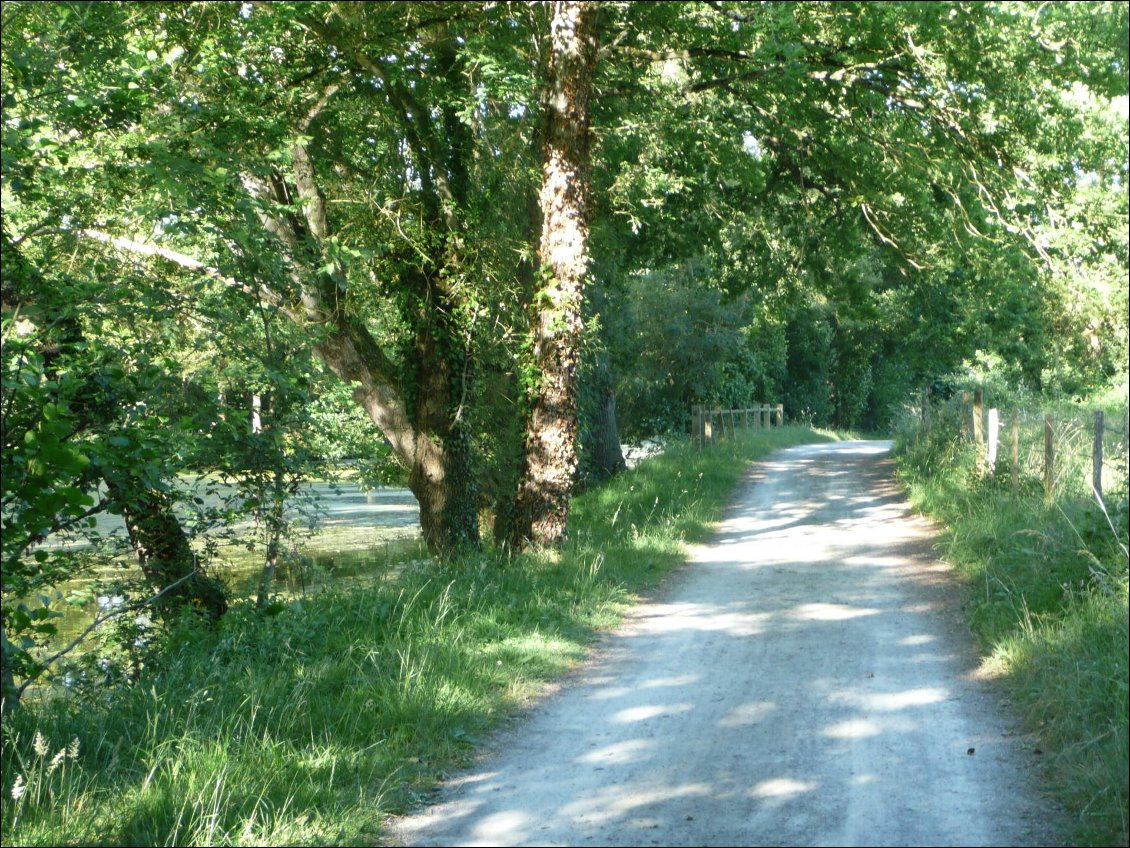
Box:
1;2;1127;840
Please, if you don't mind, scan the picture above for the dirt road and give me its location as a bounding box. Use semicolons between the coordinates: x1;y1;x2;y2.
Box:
390;441;1061;847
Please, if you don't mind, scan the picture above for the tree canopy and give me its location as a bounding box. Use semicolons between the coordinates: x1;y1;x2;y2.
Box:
3;0;1127;704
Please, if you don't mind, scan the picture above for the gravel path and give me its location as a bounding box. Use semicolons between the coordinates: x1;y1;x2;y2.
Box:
389;441;1063;847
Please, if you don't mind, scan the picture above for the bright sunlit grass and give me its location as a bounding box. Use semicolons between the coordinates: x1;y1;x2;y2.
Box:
895;420;1129;847
1;426;828;847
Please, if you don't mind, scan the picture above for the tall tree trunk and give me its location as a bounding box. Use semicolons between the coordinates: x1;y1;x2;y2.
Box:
245;68;482;556
407;299;480;553
583;355;627;485
77;23;487;558
511;1;599;548
313;313;479;555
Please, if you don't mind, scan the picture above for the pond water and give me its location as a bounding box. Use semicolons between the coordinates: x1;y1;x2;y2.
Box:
18;441;660;662
36;481;420;551
20;482;427;650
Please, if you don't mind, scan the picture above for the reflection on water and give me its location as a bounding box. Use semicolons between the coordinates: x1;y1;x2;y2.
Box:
36;482;421;552
303;483;420;527
17;483;427;649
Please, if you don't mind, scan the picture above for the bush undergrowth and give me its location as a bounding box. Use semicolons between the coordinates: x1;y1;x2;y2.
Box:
895;413;1129;847
1;426;827;846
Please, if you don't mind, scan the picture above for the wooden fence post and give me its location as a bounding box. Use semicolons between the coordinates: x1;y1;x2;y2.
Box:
987;408;999;468
973;388;983;444
1124;408;1129;479
1017;409;1026;497
1093;410;1104;500
921;387;931;432
1044;414;1054;504
695;405;791;447
961;391;970;440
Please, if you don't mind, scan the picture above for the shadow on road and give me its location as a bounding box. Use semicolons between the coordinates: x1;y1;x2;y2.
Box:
391;441;1056;848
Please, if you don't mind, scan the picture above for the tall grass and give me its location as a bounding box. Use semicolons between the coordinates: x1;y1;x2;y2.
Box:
895;404;1129;847
1;426;828;846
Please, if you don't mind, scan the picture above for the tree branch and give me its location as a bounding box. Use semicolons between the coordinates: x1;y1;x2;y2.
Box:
22;495;112;550
298;80;342;133
703;1;760;24
76;229;268;300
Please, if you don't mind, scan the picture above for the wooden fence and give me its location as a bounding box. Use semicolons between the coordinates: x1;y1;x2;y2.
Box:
691;404;784;448
920;387;1129;503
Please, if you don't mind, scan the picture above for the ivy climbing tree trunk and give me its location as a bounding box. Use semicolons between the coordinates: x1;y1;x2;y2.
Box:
511;0;599;548
241;121;481;555
234;13;484;556
309;313;479;555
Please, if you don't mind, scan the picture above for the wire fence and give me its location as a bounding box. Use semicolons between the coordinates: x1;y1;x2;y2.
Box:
690;404;784;448
919;387;1129;503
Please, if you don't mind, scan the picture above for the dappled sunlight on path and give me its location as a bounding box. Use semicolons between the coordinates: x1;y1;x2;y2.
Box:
391;442;1058;847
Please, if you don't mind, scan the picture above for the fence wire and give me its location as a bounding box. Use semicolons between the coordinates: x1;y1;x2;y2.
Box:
921;393;1129;503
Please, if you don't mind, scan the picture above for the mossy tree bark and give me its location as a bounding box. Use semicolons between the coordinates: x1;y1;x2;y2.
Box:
236;18;483;556
511;1;599;548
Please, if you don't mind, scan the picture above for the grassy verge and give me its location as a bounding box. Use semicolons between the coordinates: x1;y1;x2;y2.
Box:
894;417;1129;847
2;426;829;847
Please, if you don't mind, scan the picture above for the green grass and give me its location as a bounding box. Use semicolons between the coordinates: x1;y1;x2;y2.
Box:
1;426;829;846
895;415;1129;847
